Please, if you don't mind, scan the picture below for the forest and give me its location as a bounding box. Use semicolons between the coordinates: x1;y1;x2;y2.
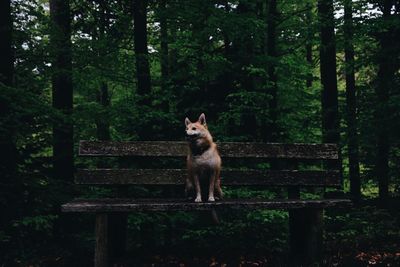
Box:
0;0;400;266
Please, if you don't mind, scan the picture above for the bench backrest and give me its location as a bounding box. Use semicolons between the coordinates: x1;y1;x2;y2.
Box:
77;141;341;188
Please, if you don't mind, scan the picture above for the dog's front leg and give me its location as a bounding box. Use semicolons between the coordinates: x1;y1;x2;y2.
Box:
193;174;202;202
208;171;216;202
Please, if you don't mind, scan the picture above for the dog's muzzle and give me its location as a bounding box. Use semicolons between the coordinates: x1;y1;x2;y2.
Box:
186;133;199;141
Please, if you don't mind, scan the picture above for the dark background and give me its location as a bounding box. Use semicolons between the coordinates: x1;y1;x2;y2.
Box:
0;0;399;266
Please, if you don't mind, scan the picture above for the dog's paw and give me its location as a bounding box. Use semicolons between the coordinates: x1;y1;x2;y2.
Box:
194;196;202;203
208;196;215;202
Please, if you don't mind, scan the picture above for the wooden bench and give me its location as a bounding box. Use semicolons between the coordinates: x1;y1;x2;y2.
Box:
62;140;351;266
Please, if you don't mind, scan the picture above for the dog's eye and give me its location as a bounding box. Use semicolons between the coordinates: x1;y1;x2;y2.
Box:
192;127;196;130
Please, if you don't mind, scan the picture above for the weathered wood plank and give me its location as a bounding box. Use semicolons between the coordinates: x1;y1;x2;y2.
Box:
289;208;323;266
76;169;341;186
95;213;108;267
79;141;339;159
62;198;351;212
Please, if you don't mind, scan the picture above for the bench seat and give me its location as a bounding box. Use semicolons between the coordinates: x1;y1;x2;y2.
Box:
62;198;351;212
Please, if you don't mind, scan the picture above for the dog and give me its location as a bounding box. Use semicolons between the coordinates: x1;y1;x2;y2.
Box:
185;113;223;203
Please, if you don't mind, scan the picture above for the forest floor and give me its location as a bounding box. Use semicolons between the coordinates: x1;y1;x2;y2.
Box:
123;251;400;267
28;251;400;267
33;252;400;267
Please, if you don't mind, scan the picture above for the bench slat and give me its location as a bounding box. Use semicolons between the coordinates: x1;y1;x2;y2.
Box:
62;198;351;212
79;141;338;159
76;169;341;186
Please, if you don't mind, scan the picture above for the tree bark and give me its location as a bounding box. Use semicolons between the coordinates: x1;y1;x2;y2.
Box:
159;0;169;93
344;0;361;200
237;1;255;93
0;0;13;87
305;3;313;89
318;0;340;145
230;1;257;139
49;0;74;182
168;16;178;79
266;0;278;142
375;0;395;202
223;0;232;57
96;83;111;141
0;0;18;232
133;0;151;101
95;0;111;143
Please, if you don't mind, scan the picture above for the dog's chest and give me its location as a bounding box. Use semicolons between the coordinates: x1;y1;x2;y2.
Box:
191;148;219;169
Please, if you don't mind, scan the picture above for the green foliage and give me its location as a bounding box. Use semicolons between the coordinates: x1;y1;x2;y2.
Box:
1;0;400;265
325;206;400;253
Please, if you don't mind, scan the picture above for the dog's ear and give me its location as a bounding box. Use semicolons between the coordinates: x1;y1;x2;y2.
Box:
198;113;206;125
185;117;191;126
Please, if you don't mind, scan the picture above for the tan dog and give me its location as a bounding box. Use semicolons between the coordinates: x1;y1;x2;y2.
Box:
185;113;223;202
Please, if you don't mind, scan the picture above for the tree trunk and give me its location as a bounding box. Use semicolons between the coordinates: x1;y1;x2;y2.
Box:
168;20;178;79
344;0;361;200
220;0;234;113
305;3;313;89
96;83;111;142
318;0;340;145
133;0;151;101
0;0;18;233
0;0;14;153
223;0;232;58
0;0;13;87
50;0;74;182
95;0;111;143
266;0;278;142
159;0;169;93
237;1;255;94
375;0;395;202
230;1;257;139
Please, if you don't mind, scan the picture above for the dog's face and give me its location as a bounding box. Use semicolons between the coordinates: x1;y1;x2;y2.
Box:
185;113;208;140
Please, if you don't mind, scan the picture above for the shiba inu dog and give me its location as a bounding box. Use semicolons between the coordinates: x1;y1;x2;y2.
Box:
185;113;223;203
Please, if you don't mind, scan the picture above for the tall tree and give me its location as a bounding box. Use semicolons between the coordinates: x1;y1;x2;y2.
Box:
232;1;258;139
94;0;111;143
49;0;73;182
159;0;169;94
0;0;17;233
374;0;396;202
236;1;255;93
133;0;151;101
266;0;278;142
0;0;13;87
96;84;111;142
318;0;339;145
344;0;361;200
305;3;313;89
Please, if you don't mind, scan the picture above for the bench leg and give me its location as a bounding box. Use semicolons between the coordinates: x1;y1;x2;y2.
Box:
108;213;127;263
289;208;323;266
95;213;108;267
